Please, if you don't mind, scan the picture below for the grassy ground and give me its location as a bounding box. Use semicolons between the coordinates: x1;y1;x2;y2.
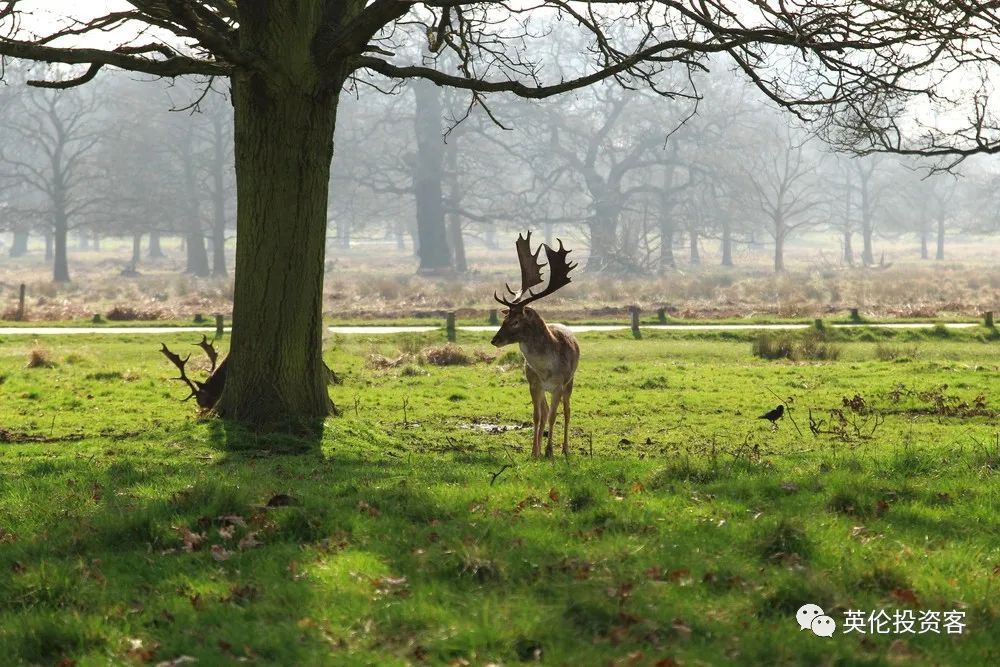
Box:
1;328;999;666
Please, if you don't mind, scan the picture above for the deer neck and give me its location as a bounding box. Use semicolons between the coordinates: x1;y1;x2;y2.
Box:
517;316;557;357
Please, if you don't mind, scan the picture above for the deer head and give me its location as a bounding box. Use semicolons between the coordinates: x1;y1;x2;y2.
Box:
491;231;576;347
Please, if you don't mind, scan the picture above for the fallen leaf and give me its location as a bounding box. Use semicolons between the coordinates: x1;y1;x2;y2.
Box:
210;544;231;562
631;481;645;494
671;618;692;641
154;656;197;667
357;500;381;517
125;637;159;663
217;525;235;540
667;568;692;585
176;527;205;552
238;532;261;550
548;488;560;502
890;587;920;606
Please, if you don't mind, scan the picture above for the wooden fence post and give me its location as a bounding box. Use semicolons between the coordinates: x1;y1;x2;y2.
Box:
446;312;456;342
986;311;995;328
849;308;861;322
657;307;667;324
215;314;225;338
488;309;499;326
16;283;25;321
629;306;641;339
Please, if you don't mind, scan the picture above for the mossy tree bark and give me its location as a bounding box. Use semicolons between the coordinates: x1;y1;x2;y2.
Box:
214;3;345;427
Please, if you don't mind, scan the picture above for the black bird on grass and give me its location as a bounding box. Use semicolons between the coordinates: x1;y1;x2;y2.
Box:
758;404;784;427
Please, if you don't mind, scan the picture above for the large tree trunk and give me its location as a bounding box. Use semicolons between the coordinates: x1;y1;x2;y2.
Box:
214;28;342;428
936;216;945;260
721;222;733;267
773;220;785;273
186;231;210;276
842;185;854;265
659;220;676;271
444;140;466;273
920;225;929;260
149;231;165;258
10;231;28;257
335;217;351;249
412;80;451;272
131;233;142;266
211;115;229;277
688;229;700;265
588;218;617;271
53;216;70;282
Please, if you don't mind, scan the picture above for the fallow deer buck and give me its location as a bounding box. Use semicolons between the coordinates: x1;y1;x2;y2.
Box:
492;232;580;458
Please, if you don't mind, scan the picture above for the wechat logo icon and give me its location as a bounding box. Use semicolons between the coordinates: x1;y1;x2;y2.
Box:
797;603;836;637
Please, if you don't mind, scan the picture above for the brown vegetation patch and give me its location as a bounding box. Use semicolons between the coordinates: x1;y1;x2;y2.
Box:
422;344;473;366
106;305;163;321
26;345;55;368
366;353;413;370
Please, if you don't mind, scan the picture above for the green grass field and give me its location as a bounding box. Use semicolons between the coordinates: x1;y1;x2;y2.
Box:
1;328;998;666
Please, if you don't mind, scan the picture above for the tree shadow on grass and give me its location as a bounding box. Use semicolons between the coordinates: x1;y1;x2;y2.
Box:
0;436;599;665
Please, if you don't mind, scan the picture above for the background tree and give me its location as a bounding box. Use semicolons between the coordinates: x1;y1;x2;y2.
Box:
1;84;102;282
1;1;977;428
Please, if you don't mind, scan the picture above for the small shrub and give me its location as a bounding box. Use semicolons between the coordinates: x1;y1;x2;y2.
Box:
105;305;161;321
496;350;522;367
752;333;795;360
751;331;840;361
795;331;842;361
757;519;810;563
26;345;55;369
874;342;919;361
929;322;952;338
422;344;472;366
473;349;497;363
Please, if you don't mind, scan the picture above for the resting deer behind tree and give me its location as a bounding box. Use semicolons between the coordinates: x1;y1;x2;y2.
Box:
491;232;580;458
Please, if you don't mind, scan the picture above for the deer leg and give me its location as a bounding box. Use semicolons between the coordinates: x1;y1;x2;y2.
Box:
545;388;563;459
561;381;574;457
527;373;545;458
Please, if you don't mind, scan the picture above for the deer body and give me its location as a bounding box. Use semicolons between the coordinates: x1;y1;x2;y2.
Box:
491;233;580;458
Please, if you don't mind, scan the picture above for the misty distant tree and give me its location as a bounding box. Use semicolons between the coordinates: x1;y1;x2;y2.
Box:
1;85;102;282
740;124;825;272
0;1;979;428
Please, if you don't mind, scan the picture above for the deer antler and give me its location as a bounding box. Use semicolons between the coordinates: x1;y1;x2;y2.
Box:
494;232;576;308
195;335;218;372
160;343;201;402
